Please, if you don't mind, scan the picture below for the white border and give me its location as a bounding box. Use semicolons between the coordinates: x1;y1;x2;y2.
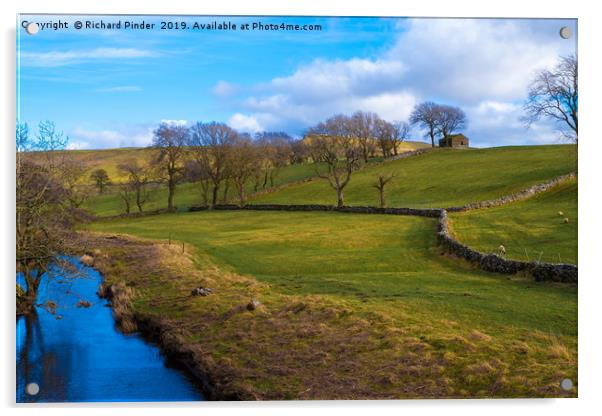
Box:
2;1;601;415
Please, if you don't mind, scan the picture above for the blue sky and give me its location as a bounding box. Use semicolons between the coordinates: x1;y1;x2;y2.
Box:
17;15;577;149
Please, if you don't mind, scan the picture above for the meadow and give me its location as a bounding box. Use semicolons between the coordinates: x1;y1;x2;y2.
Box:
449;178;577;264
77;142;577;398
81;141;428;216
252;145;577;208
87;210;577;398
83;161;326;216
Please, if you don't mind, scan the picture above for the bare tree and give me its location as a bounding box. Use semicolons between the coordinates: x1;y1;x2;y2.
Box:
435;105;467;141
230;136;260;206
118;160;150;213
254;132;293;190
308;114;363;207
184;159;211;207
372;173;395;208
290;138;309;164
410;102;440;148
117;183;133;214
391;121;410;156
188;122;237;207
61;156;90;208
90;168;110;194
351;111;378;163
523;54;578;142
16;121;73;312
151;122;189;211
374;118;395;158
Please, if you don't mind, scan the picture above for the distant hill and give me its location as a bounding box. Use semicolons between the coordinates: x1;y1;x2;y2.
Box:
23;147;158;184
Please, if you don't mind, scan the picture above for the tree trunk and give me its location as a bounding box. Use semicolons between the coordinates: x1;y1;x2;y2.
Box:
167;179;176;211
222;180;230;204
20;268;42;313
238;183;246;207
211;183;220;207
263;171;269;189
200;181;209;206
379;189;385;208
336;188;344;207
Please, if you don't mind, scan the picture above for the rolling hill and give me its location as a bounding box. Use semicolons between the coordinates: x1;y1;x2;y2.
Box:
252;145;577;208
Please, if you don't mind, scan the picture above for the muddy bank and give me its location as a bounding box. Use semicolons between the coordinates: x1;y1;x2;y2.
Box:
86;235;257;401
98;282;257;401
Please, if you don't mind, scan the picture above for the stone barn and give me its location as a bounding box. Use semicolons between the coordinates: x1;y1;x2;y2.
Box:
439;134;469;148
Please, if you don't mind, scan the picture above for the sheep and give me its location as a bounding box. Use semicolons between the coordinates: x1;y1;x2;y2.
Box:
497;245;506;256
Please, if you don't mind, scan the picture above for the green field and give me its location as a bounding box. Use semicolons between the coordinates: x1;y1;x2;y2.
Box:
79;142;577;397
449;178;577;264
83;161;327;216
83;145;576;217
252;145;577;208
87;210;576;397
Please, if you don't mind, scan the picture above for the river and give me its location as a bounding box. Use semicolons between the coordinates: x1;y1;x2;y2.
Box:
16;257;205;402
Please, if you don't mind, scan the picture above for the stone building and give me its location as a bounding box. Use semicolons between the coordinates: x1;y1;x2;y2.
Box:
439;134;469;148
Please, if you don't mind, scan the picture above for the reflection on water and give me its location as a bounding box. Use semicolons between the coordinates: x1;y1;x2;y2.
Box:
16;257;205;402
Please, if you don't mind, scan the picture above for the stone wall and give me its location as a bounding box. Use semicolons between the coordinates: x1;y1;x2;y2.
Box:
188;192;578;284
437;210;577;283
389;147;434;161
445;173;576;212
190;203;443;218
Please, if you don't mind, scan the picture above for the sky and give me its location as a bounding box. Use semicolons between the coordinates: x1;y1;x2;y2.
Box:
17;15;577;149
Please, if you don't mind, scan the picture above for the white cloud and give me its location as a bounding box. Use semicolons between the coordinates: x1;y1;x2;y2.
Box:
387;18;573;104
228;113;264;133
69;125;154;149
20;47;158;67
212;80;238;97
223;18;575;143
268;58;406;102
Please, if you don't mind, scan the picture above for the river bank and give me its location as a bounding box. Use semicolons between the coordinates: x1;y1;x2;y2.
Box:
16;256;205;403
74;228;576;400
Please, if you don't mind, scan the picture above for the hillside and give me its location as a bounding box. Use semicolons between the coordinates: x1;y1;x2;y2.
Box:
449;177;577;264
25;147;158;183
252;145;577;208
80;141;429;216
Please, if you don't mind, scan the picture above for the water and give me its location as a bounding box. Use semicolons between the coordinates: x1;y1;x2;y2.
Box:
16;257;205;402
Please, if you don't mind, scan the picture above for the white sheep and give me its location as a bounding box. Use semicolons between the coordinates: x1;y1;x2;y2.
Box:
558;211;564;216
497;245;506;256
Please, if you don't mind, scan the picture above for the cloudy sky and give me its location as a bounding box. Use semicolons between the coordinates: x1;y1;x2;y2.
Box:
17;15;577;149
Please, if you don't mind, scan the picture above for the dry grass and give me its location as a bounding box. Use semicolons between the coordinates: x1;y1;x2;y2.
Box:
74;231;577;400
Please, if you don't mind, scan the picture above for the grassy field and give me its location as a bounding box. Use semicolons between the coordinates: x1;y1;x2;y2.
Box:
252;145;577;208
83;144;576;217
449;178;577;264
86;210;577;398
83;161;327;216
